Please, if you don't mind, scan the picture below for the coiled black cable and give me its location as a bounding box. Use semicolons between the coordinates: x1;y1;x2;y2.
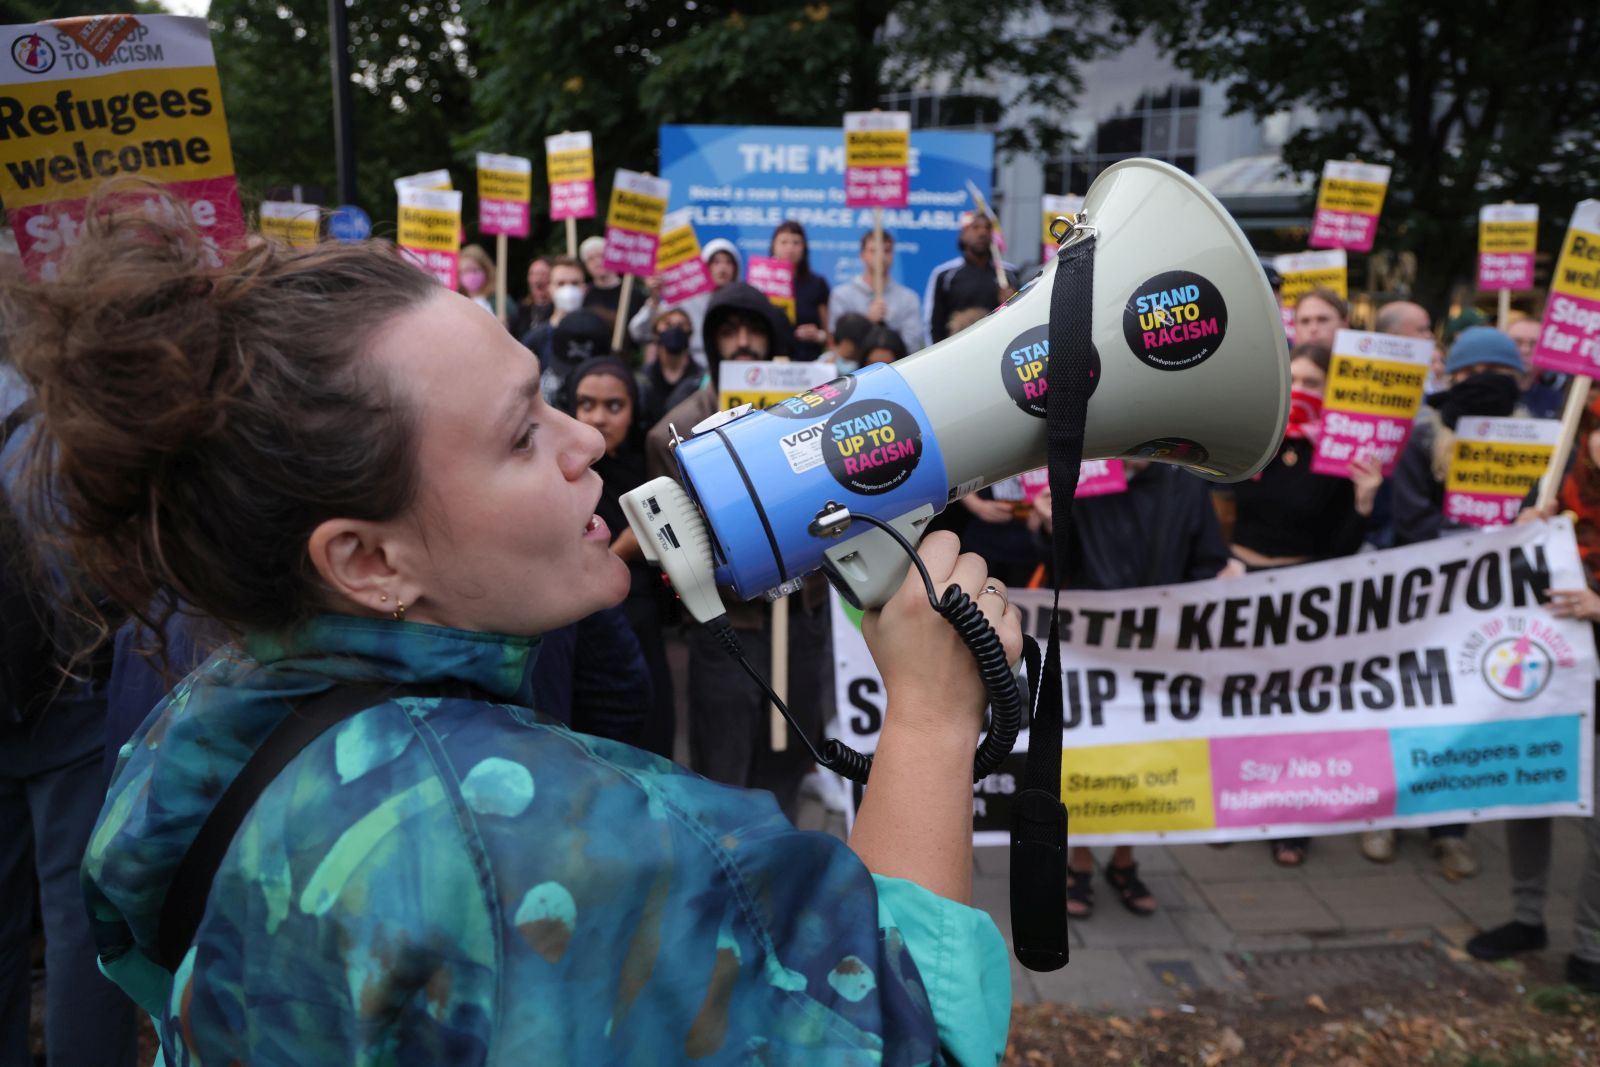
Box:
710;507;1031;786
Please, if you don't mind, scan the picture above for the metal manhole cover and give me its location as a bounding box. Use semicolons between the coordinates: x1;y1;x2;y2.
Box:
1228;942;1466;997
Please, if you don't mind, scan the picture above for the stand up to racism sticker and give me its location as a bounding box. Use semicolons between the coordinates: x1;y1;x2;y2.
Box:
0;14;247;279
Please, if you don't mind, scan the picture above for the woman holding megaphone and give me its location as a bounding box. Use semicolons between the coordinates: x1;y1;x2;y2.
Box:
8;186;1018;1065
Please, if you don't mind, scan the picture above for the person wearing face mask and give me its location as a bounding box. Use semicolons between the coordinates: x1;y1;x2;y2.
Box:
824;311;874;374
635;307;702;429
521;255;587;357
626;240;738;363
458;244;497;316
1220;340;1383;869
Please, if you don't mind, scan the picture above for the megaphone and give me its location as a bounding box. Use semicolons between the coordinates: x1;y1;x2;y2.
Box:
622;159;1289;623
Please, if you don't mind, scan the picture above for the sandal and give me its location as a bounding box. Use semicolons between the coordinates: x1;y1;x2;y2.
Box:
1067;867;1094;919
1104;861;1157;916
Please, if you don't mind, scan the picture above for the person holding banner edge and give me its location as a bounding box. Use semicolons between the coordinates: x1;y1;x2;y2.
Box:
14;187;1017;1064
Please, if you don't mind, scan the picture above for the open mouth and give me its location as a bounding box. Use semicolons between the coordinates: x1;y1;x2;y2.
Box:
584;513;609;540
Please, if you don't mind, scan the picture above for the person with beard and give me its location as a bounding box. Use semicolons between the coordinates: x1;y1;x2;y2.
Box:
644;285;831;819
1223;340;1383;868
1367;327;1529;879
635;306;702;430
923;212;1019;344
560;356;674;758
539;308;610;407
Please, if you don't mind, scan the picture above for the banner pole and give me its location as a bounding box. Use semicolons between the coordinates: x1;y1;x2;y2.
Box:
1537;376;1591;511
873;207;884;301
770;597;789;752
1497;288;1511;332
495;232;508;325
611;273;634;353
566;217;577;259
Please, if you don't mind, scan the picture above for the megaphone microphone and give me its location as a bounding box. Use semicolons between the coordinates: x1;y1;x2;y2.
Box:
622;155;1287;790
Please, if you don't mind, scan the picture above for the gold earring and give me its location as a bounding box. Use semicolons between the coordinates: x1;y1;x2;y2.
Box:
392;600;407;622
380;594;388;603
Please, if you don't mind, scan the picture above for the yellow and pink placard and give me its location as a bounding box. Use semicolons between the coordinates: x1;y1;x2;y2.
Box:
1445;417;1559;528
259;200;319;248
1478;204;1538;292
602;169;669;277
476;152;531;237
843;111;910;209
397;186;462;288
1040;194;1084;263
746;255;795;322
545;131;595;221
1312;329;1430;478
1309;160;1390;253
1531;200;1600;378
0;14;247;280
655;208;714;304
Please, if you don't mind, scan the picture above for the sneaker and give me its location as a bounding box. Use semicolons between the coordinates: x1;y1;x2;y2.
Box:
1433;836;1479;880
1360;829;1397;863
1466;921;1547;961
1566;954;1600;995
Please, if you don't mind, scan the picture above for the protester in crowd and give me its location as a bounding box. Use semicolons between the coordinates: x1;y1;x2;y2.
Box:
1365;327;1529;878
1509;314;1564;418
828;229;926;353
1032;462;1236;917
769;221;830;361
958;480;1047;589
860;324;909;366
540;308;611;406
1463;401;1600;994
703;237;742;288
521;254;586;355
825;311;874;373
1292;287;1348;348
635;306;702;429
0;362;138;1067
645;284;837;820
1374;299;1432;341
626;239;740;367
14;192;1014;1064
579;234;645;340
507;255;553;341
565;355;675;758
925;211;1018;344
1222;340;1382;868
458;243;497;316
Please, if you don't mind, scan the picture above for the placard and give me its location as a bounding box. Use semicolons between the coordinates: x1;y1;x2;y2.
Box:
1311;329;1431;477
545;130;595;220
0;14;247;279
843;111;910;209
1478;203;1538;291
1309;160;1390;253
746;254;796;323
476;152;531;237
394;169;451;194
1444;417;1560;528
829;520;1595;845
1276;249;1349;305
1531;200;1600;378
396;186;462;288
717;361;838;415
1012;462;1127;509
602;169;669;277
654;207;714;305
258;200;318;248
1040;194;1084;263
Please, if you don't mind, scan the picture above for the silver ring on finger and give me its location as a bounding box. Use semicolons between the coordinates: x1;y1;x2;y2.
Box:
981;584;1007;604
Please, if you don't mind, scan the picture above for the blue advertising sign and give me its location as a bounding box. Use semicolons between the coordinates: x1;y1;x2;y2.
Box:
659;125;994;301
329;205;372;243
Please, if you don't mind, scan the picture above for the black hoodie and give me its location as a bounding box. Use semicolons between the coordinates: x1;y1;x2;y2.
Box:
700;282;793;380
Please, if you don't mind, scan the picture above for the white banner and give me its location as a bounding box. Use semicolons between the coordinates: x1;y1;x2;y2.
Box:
830;521;1596;846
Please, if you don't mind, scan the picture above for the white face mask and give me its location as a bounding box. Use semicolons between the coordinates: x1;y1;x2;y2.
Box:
553;284;585;313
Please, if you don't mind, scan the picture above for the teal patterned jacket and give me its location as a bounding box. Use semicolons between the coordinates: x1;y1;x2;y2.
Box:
83;615;1011;1065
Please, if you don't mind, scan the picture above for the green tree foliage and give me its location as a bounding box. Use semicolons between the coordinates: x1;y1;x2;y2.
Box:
1111;0;1600;312
208;0;475;229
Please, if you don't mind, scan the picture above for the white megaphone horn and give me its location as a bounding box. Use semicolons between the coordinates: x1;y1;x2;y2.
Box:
622;159;1290;622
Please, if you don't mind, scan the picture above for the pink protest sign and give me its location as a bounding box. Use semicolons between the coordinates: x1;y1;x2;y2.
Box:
1531;200;1600;378
1210;730;1395;829
545;131;596;221
747;255;796;322
1309;161;1390;253
656;208;714;304
844;111;910;209
1311;329;1431;478
1015;462;1126;505
476;152;531;238
602;169;670;278
1477;204;1538;292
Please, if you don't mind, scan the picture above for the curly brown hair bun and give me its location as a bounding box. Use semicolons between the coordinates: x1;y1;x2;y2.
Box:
7;181;438;646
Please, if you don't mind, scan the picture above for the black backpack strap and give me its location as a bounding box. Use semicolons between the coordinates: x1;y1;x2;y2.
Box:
156;679;499;972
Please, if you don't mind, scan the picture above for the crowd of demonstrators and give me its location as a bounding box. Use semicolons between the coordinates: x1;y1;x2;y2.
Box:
578;234;647;331
925;211;1019;344
1031;463;1238;919
458;243;498;316
625;236;742;366
770;221;831;361
828;229;927;353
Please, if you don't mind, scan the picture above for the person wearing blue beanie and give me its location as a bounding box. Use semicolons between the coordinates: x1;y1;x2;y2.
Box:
1444;325;1526;377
